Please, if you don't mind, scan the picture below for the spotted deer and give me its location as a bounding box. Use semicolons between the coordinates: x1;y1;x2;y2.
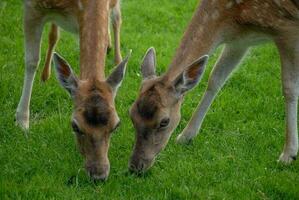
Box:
16;0;130;181
129;0;299;173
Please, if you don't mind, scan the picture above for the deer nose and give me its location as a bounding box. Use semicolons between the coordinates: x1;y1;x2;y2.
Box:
85;163;110;181
128;156;153;173
129;159;145;173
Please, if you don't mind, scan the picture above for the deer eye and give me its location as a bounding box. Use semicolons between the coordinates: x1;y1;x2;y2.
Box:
159;118;170;128
71;121;84;136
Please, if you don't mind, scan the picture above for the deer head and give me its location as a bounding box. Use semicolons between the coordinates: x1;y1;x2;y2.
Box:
129;48;208;173
53;52;130;181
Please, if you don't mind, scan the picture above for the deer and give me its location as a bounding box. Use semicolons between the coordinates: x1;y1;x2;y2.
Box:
16;0;130;181
128;0;299;173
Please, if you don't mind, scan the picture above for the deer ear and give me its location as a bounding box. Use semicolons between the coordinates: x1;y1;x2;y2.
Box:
141;47;156;79
173;55;209;96
53;52;78;97
107;50;131;92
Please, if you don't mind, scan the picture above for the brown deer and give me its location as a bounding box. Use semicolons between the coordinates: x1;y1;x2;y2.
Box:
16;0;129;181
129;0;299;173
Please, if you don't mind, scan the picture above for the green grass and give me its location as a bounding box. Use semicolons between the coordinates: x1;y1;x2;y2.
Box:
1;0;299;199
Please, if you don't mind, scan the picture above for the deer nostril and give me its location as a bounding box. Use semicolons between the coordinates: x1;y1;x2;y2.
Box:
92;173;108;182
160;118;170;128
85;163;110;181
129;163;136;172
128;158;140;173
140;162;145;170
128;158;146;174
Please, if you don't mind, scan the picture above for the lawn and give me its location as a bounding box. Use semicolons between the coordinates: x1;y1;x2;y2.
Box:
1;0;299;199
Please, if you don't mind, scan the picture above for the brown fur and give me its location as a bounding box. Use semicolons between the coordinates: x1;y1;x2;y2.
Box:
166;0;299;79
129;78;182;172
129;0;299;172
71;78;119;178
38;0;122;81
18;0;124;181
137;86;161;120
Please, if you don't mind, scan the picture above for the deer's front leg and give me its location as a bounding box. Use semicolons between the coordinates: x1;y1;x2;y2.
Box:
276;39;299;164
16;16;43;130
177;44;248;144
107;11;112;54
112;2;122;65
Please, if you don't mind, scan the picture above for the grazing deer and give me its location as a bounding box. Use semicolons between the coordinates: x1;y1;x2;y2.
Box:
16;0;129;181
129;0;299;173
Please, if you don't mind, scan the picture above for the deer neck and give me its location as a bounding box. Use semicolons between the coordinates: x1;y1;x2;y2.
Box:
78;0;109;81
165;0;230;80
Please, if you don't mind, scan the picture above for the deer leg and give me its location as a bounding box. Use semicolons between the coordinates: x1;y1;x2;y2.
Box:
41;24;59;82
276;38;299;164
16;16;43;130
112;2;122;65
107;11;112;54
177;44;248;144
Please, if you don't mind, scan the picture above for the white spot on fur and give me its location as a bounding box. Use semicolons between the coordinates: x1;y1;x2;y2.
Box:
202;14;208;23
258;18;264;24
226;1;234;9
235;0;243;4
78;0;83;10
198;26;203;34
274;0;281;6
240;9;247;17
212;10;219;20
278;19;284;25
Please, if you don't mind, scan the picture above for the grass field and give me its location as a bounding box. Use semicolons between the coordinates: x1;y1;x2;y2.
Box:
1;0;299;199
